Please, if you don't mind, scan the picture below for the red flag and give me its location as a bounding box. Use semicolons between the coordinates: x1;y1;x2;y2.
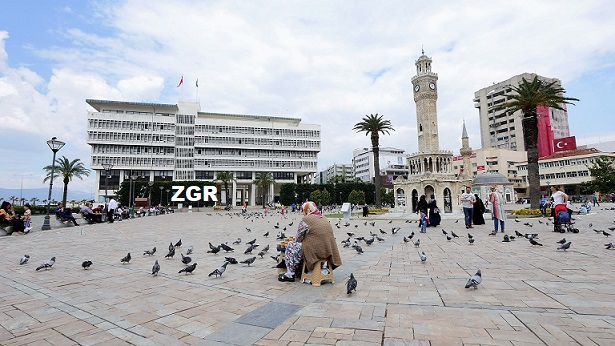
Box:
177;75;183;87
553;136;577;153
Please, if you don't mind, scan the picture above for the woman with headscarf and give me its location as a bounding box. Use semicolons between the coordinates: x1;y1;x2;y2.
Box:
427;194;441;227
278;201;342;282
472;194;486;225
489;186;506;233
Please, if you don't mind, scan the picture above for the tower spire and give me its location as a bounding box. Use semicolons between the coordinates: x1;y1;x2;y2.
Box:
462;120;468;138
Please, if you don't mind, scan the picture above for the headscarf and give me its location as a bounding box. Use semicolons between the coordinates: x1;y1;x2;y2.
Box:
303;201;322;217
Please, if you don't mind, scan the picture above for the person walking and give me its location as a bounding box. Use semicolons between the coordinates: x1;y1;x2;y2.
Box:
460;187;475;229
107;197;118;223
489;185;506;233
472;194;486;225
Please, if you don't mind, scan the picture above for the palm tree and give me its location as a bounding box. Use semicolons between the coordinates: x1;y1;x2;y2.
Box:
497;76;578;208
30;197;39;206
9;196;17;205
43;156;90;209
352;113;394;207
215;171;236;206
253;172;275;207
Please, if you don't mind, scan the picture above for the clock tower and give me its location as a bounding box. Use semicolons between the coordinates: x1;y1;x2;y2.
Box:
411;49;439;153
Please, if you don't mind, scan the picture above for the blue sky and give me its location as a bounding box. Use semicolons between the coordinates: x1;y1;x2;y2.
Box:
1;0;614;196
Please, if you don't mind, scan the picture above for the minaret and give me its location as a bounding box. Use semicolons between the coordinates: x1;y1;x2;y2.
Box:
411;49;439;153
460;121;473;179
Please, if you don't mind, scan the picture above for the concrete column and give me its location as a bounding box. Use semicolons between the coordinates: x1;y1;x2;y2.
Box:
231;179;237;206
250;183;256;206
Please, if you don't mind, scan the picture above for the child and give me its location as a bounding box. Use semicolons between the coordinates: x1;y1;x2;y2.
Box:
22;203;32;233
419;209;428;233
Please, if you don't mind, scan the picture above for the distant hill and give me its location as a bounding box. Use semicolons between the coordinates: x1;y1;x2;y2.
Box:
0;187;94;205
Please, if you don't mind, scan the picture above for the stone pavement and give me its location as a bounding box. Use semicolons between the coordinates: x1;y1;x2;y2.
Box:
2;205;615;345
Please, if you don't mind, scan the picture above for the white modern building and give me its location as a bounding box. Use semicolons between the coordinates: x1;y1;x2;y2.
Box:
86;99;320;206
318;163;354;184
352;147;407;184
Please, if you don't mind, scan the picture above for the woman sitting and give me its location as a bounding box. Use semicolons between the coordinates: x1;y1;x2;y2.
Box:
278;201;342;282
1;201;25;234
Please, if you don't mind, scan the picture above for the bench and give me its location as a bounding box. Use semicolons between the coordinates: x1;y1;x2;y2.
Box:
55;213;80;225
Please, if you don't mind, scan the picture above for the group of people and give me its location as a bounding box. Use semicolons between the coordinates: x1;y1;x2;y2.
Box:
416;194;442;232
460;186;506;233
0;201;32;234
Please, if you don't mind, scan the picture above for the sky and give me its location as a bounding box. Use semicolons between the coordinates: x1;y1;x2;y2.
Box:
1;0;615;197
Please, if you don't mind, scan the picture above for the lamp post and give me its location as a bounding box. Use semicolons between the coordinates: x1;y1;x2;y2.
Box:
166;188;170;206
129;174;138;208
159;186;164;207
339;192;342;205
41;137;65;231
546;180;551;195
147;181;154;207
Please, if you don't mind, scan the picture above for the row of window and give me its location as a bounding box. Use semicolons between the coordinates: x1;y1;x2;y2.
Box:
193;159;316;169
196;136;320;148
93;144;175;155
194;125;319;138
540;170;590;180
89;118;175;131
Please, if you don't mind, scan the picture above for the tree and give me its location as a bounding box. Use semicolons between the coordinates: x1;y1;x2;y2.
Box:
348;190;366;206
9;196;17;205
43;156;90;208
497;76;578;209
353;114;394;207
254;172;275;207
215;171;236;206
30;197;39;206
582;156;615;195
310;190;323;206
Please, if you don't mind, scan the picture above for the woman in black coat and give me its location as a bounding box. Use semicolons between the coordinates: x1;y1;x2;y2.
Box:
427;194;441;227
473;194;486;225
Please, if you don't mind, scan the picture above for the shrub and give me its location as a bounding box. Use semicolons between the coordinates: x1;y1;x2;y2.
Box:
511;208;543;216
368;207;389;213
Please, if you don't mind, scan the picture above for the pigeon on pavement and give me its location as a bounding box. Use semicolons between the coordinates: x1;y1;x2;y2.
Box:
186;245;193;255
82;260;93;269
207;246;221;254
36;257;56;271
165;247;176;258
143;247;156;256
178;263;197;274
557;238;566;244
529;238;543;246
465;269;482;289
413;239;421;247
605;243;615;250
152;260;160;276
208;262;230;277
121;253;131;264
225;256;238;264
220;243;234;252
240;256;257;266
174;239;182;247
232;238;242;245
181;253;192;265
346;273;357;294
20;254;30;265
557;242;572;251
420;252;427;262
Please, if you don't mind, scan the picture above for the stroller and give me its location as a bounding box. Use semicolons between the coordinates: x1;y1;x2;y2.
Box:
553;204;579;233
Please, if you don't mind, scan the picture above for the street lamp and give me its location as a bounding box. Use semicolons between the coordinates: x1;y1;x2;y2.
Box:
41;137;65;231
147;181;154;207
166;188;170;206
546;180;551;195
129;174;138;208
159;186;164;206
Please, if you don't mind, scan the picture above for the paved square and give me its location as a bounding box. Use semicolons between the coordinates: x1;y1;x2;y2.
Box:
2;206;615;345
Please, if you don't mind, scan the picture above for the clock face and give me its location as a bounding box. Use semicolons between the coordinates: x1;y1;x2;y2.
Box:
414;85;420;92
429;82;436;90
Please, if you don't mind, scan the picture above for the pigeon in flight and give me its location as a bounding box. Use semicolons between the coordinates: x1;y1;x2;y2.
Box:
178;263;197;274
465;270;482;289
557;238;567;244
174;239;182;248
186;245;194;255
121;253;131;264
20;254;30;265
240;256;256;266
420;252;427;263
143;247;156;256
181;253;192;265
232;238;242;245
346;273;357;294
165;247;175;258
152;260;160;276
36;257;56;271
224;256;238;264
208;262;230;277
82;260;93;269
557;242;572;251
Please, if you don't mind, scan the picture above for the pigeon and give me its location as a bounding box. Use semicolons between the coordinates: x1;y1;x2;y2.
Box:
174;239;182;248
603;231;611;237
605;243;615;250
263;231;269;237
186;245;194;255
346;232;355;237
408;231;415;239
557;238;567;244
168;242;175;252
208;262;230;277
178;263;197;274
354;244;364;254
232;238;242;245
240;256;256;266
455;219;459;223
258;250;267;258
20;254;30;265
451;231;459;238
488;230;497;236
288;221;293;226
442;229;448;235
589;223;593;228
143;247;156;256
261;244;270;253
391;227;400;235
529;238;543;246
420;251;427;262
181;253;192;265
346;273;357;294
152;260;160;276
121;253;131;264
82;260;93;269
225;256;238;264
515;230;524;237
364;237;375;246
403;236;410;243
244;244;255;254
413;239;421;247
220;243;234;252
502;235;510;242
247;239;257;245
376;235;385;242
446;236;452;241
208;242;218;250
380;229;387;235
207;246;221;254
468;237;475;245
165;247;175;258
467;233;474;239
465;270;482;289
515;219;521;223
245;227;252;232
557;242;572;251
36;257;56;271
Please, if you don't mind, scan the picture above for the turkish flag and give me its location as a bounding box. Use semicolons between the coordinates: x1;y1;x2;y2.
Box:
553;136;577;153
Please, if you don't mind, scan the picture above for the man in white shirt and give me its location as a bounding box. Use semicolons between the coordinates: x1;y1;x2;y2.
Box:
460;187;476;229
107;198;118;223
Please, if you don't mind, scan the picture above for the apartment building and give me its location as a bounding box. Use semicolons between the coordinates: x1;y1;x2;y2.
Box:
352;147;407;185
318;163;354;184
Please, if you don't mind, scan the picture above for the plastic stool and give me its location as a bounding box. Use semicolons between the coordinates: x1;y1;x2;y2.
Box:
301;259;334;286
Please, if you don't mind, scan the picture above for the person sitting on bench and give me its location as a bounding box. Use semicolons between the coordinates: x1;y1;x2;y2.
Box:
80;202;102;223
55;203;79;226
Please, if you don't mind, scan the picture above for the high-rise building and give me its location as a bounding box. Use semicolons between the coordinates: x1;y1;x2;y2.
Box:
352;147;407;184
86;99;320;206
473;73;570;157
318;163;354;184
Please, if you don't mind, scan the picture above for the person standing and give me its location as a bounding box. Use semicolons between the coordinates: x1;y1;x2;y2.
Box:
593;194;600;207
419;209;428;233
460;187;476;229
472;194;486;225
362;204;369;217
22;203;32;233
489;186;506;233
427;194;441;227
107;197;118;223
539;195;548;217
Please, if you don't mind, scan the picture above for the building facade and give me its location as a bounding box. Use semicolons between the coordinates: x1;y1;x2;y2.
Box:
318;163;354;184
473;73;570;156
86;99;320;206
352;147;407;184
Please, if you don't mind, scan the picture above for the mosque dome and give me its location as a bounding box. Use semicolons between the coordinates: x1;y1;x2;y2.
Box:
472;172;510;186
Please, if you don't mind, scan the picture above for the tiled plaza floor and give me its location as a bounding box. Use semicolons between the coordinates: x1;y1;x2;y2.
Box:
2;205;615;345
